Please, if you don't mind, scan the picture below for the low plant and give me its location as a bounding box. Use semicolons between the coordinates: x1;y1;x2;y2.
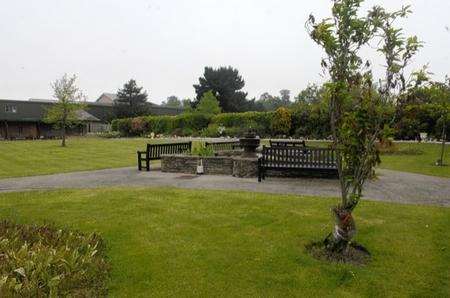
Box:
192;145;215;157
0;221;109;297
97;131;121;138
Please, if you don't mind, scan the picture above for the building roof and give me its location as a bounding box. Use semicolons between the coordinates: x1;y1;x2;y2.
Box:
76;109;100;122
0;99;104;123
0;95;184;123
28;98;57;103
97;93;117;103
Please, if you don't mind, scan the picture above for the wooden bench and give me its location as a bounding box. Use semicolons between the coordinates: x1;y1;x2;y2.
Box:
205;141;241;151
269;139;306;148
137;142;192;171
258;145;338;181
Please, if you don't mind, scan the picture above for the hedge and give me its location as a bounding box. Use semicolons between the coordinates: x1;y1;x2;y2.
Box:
111;109;330;138
112;113;212;137
110;105;448;140
208;111;274;137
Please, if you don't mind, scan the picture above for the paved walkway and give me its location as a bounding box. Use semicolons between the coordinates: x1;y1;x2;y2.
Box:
0;167;449;207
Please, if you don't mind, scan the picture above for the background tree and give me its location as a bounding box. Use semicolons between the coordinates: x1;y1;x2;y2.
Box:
162;96;182;108
256;91;291;111
193;66;249;112
421;79;449;165
295;84;323;104
181;98;194;112
291;85;331;138
114;79;149;118
44;74;86;147
307;0;419;253
279;89;291;103
195;91;222;115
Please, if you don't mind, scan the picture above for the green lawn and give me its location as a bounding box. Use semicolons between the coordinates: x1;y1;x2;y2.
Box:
0;137;200;179
0;137;448;178
379;142;450;178
0;188;448;297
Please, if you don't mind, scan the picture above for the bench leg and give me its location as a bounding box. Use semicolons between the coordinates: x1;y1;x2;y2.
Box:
137;155;142;171
146;159;150;171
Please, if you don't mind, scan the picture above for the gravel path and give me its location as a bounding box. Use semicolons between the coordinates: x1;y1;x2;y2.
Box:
0;167;448;207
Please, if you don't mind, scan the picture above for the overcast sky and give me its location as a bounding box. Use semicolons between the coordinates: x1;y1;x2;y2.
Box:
1;0;449;103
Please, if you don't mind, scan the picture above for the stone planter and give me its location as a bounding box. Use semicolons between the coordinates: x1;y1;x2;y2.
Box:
232;157;258;178
161;154;259;178
161;155;233;175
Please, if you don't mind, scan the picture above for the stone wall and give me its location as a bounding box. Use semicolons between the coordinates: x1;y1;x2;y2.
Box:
160;154;338;179
232;157;258;178
161;154;258;178
161;155;234;175
161;155;199;174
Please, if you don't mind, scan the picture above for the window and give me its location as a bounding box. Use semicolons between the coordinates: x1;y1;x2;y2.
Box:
5;105;17;113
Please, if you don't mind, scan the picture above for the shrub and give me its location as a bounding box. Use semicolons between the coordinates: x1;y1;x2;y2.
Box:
210;111;274;137
191;145;215;157
0;221;109;297
146;115;173;135
111;118;132;136
97;131;121;138
271;107;292;136
131;117;147;135
201;124;220;138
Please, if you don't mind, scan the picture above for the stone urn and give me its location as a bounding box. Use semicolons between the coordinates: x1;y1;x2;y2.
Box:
239;130;260;158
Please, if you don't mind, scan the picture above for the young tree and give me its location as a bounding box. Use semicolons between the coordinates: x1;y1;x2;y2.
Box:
44;74;86;147
193;66;248;112
307;0;419;253
196;90;221;115
114;79;149;118
427;79;450;165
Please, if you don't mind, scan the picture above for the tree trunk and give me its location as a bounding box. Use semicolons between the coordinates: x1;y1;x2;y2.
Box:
61;125;66;147
324;206;357;252
439;118;446;166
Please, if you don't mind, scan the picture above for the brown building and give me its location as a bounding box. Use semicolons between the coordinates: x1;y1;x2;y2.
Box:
0;95;184;140
0;99;110;140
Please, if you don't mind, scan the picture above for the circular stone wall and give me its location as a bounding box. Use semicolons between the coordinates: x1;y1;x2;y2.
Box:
161;154;258;178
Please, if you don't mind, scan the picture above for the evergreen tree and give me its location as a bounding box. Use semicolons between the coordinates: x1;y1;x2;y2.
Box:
193;66;248;112
114;79;149;118
196;91;221;115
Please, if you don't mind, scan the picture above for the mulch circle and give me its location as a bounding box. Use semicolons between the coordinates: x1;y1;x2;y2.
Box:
306;241;371;266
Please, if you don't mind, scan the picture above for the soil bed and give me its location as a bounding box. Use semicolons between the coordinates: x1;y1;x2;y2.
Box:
306;241;371;266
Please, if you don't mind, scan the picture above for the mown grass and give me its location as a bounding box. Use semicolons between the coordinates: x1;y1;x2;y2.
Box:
0;137;448;178
0;137;203;179
0;188;448;297
379;142;450;178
